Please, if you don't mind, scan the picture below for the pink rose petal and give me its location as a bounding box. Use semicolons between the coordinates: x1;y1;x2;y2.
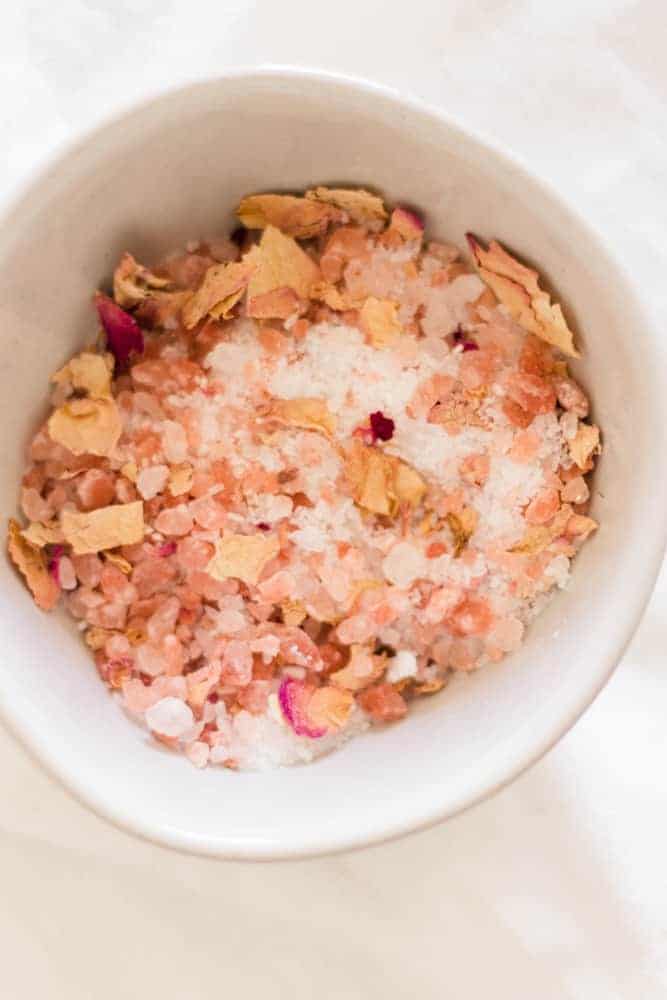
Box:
278;677;326;739
95;292;144;366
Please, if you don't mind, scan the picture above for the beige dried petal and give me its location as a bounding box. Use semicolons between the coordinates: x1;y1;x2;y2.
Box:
7;519;60;610
85;627;114;651
509;525;552;555
103;551;133;574
113;251;170;309
359;296;402;348
307;686;354;730
247;286;301;319
281;599;307;626
305;186;387;224
206;531;280;586
345;440;426;517
270;397;336;437
182;260;255;329
48;397;122;457
237;193;338;238
468;236;579;357
60;501;144;555
245;226;320;303
310;281;350;311
21;520;64;547
168;463;194;497
52;351;114;399
413;677;447;695
392;457;427;508
569;423;600;469
330;645;386;692
120;462;138;483
566;513;598;540
445;508;478;558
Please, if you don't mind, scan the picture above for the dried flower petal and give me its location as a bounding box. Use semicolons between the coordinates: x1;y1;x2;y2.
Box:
467;235;579;357
509;525;552;555
305;186;387;225
245;226;320;304
389;207;424;241
569;423;600;469
330;644;386;692
270;397;336;437
7;519;60;610
206;531;279;586
103;551;133;574
310;281;350;311
60;501;144;555
113;251;170;309
237;193;338;238
95;293;144;366
247;286;301;319
359;296;402;348
278;677;326;738
21;520;64;547
445;508;478;557
168;463;194;497
369;410;395;442
345;440;426;516
51;351;114;399
48;397;122;457
307;685;354;730
281;599;308;626
182;259;255;329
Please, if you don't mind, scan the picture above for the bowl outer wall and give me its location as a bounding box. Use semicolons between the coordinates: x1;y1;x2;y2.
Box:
0;67;665;859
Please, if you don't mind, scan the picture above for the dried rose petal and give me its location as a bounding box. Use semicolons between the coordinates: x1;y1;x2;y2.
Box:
389;206;424;241
95;292;144;366
48;544;65;583
369;410;395;442
467;235;579;357
278;677;326;739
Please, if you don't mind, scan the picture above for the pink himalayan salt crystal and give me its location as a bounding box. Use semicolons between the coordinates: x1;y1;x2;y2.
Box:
176;536;213;571
190;495;227;530
145;696;194;738
105;632;132;660
131;557;176;598
276;626;323;671
487;617;524;653
100;563;137;604
561;475;589;504
76;469;116;511
186;740;210;768
357;683;407;722
525;488;560;525
237;680;271;715
56;555;77;591
21;486;53;523
162;420;188;463
447;596;493;637
87;601;128;630
147;595;181;641
136;641;168;677
154;504;193;536
137;465;169;500
122;675;187;714
220;639;253;685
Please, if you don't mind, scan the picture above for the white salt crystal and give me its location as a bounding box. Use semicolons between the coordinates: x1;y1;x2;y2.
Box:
136;464;169;500
386;650;418;683
382;542;426;588
145;697;194;738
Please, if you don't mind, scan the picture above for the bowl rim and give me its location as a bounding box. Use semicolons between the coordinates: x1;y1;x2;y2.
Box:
1;64;666;860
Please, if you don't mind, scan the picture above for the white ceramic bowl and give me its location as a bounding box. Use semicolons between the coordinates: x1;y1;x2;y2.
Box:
1;68;665;859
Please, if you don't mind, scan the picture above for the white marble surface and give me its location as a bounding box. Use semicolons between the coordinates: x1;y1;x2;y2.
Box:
2;1;667;996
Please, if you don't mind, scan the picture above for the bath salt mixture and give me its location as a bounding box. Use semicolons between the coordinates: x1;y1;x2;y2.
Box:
7;186;601;770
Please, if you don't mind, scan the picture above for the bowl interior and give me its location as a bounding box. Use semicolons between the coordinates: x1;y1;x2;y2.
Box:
0;71;663;858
